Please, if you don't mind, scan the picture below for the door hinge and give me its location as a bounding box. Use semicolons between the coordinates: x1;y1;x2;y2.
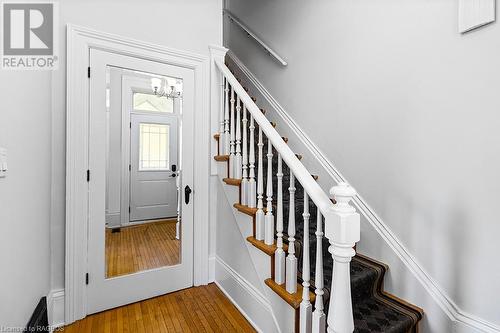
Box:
129;164;131;171
129;122;131;129
85;273;89;285
129;206;131;213
86;170;90;182
87;67;91;78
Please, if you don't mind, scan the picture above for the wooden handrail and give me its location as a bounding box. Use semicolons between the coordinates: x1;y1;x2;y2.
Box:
215;59;333;217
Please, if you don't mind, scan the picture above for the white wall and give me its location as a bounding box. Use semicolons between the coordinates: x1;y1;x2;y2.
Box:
0;0;222;326
224;0;500;330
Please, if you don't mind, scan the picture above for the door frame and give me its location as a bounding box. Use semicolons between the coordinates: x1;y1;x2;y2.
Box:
65;24;211;324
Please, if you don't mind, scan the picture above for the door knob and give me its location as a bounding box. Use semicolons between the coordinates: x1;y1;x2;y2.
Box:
184;185;192;204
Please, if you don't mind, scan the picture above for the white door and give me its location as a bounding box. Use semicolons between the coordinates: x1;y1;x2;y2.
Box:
130;114;178;221
87;48;195;314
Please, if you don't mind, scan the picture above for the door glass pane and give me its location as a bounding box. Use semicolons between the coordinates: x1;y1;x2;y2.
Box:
105;65;182;279
139;123;170;170
133;92;173;113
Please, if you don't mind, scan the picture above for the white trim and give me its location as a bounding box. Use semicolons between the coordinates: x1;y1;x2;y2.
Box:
215;256;281;333
48;289;65;330
458;0;496;33
209;256;216;282
66;24;211;324
227;51;500;333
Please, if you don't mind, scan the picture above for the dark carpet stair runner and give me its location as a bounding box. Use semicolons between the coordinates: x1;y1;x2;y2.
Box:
219;68;423;332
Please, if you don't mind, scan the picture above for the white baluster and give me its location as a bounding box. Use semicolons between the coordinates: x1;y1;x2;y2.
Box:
312;208;326;333
325;183;360;333
286;173;297;293
264;139;274;245
248;115;256;208
223;80;230;156
255;126;265;240
229;87;235;178
274;154;285;284
300;193;312;333
234;97;242;179
218;78;225;155
241;105;249;205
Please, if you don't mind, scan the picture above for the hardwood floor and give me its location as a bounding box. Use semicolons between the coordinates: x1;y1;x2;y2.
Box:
106;219;180;278
60;284;256;333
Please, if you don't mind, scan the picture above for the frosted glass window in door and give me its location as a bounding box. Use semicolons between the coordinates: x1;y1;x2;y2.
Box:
139;123;170;170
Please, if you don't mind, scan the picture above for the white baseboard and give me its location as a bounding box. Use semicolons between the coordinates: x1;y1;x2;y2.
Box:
215;256;281;333
227;51;500;333
47;289;65;330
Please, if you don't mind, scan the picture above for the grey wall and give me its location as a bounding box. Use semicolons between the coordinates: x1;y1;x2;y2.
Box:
0;0;221;326
224;0;500;330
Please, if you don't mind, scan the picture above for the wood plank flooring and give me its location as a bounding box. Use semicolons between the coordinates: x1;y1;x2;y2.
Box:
106;219;180;278
60;284;256;333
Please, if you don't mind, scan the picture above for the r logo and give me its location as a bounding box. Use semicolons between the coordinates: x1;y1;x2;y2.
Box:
3;3;54;56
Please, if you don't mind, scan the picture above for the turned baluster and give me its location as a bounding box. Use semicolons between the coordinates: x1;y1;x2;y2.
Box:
241;105;249;205
248;115;256;208
223;80;230;155
325;183;360;333
286;173;297;293
229;87;235;178
234;97;242;179
264;139;274;245
312;208;326;333
300;193;312;333
274;154;285;284
255;126;265;240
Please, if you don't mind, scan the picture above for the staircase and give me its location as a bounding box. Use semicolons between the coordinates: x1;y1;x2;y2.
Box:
212;57;424;333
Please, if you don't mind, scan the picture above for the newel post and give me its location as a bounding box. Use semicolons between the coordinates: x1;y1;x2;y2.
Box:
208;45;229;160
325;182;360;333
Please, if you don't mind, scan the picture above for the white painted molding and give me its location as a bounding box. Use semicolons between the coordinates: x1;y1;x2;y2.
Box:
215;256;280;333
48;289;65;330
227;51;500;333
209;255;216;282
459;0;496;33
66;24;210;324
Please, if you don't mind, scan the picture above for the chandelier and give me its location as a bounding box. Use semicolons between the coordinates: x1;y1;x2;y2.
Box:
151;78;182;99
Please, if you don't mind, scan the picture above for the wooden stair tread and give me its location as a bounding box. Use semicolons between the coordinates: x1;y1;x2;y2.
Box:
234;203;257;216
246;236;288;255
223;178;242;186
234;203;267;216
214;155;229;161
265;278;315;309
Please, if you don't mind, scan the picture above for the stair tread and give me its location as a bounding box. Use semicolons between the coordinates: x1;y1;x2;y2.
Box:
233;203;257;216
264;278;315;309
233;203;267;216
223;178;241;186
246;236;288;255
214;155;229;161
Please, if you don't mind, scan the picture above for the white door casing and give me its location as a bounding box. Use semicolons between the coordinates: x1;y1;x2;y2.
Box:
66;24;217;324
86;48;194;314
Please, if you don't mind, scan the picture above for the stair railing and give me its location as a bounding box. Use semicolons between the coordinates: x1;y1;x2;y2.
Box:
214;58;361;333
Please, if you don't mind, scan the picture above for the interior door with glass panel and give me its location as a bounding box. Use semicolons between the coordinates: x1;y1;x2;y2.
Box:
130;114;178;222
87;49;194;314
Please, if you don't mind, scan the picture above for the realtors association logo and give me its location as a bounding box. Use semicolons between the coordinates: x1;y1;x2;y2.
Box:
1;1;58;70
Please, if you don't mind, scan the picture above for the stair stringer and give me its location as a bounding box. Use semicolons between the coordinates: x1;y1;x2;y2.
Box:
215;162;295;333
